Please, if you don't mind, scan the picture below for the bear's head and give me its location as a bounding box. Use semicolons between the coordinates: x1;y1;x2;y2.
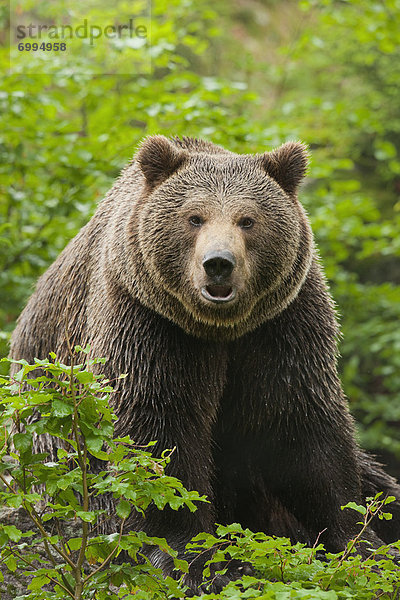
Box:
128;135;313;340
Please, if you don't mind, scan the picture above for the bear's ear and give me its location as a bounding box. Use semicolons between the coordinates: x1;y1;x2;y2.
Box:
260;141;309;196
136;135;189;188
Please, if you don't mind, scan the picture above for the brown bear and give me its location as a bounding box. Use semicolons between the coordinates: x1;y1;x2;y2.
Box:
10;135;400;593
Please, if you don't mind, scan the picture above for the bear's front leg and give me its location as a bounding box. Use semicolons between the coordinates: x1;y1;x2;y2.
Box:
262;426;373;553
225;286;383;554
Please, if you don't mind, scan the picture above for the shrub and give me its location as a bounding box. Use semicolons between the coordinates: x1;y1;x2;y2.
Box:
0;347;203;599
0;349;399;599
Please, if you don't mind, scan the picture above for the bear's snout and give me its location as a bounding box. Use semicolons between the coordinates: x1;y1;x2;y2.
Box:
202;250;236;280
201;250;237;304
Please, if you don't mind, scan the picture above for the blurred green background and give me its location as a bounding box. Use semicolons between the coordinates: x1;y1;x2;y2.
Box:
1;0;399;475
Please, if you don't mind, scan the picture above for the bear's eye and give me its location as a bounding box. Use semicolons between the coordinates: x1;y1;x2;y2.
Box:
189;215;203;227
238;217;255;230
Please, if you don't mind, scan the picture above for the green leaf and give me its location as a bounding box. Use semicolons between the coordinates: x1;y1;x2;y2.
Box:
52;399;74;417
86;436;104;454
5;556;17;572
76;510;97;523
384;495;396;505
76;370;94;384
379;512;393;520
2;525;23;542
13;432;33;453
75;344;91;354
6;495;23;509
28;574;50;590
173;558;189;573
116;499;131;519
341;501;367;515
68;537;83;551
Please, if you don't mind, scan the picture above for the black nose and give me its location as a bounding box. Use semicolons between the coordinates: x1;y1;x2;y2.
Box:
202;250;236;279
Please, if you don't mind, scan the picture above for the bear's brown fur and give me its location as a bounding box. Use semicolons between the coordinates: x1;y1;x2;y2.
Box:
10;136;400;592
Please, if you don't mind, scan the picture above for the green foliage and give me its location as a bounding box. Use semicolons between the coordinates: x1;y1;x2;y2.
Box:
187;495;400;599
0;349;207;598
1;355;399;599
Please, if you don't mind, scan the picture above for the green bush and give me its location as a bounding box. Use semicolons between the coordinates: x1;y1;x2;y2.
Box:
0;347;204;599
0;351;399;599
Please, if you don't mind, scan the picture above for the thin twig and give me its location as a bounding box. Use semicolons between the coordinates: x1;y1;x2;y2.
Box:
4;544;75;599
83;517;126;585
25;502;76;570
308;528;327;564
0;467;75;569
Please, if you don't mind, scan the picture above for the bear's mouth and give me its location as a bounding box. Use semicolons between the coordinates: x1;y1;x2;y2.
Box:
201;285;236;304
